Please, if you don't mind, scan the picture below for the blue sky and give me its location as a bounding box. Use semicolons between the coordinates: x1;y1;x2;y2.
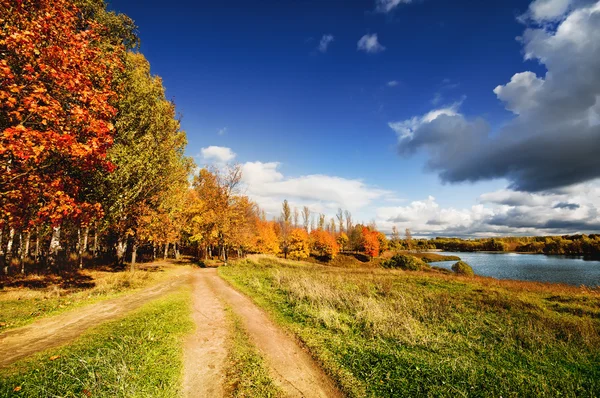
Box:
108;0;600;237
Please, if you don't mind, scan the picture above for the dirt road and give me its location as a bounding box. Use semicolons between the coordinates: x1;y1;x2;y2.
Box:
184;268;342;398
1;266;341;397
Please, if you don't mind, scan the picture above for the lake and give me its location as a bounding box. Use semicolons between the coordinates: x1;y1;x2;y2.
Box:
434;251;600;287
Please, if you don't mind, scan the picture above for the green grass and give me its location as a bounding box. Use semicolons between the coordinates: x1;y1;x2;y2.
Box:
0;288;194;397
219;257;600;398
223;307;283;397
0;265;183;331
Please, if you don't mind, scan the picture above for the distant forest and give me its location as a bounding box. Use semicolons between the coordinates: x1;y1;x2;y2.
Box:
413;235;600;255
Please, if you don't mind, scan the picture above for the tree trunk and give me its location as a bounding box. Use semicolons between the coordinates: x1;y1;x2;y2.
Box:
83;227;89;253
48;226;61;268
21;231;30;274
93;227;98;258
78;228;84;269
131;242;137;272
116;237;127;265
164;242;169;260
175;241;180;260
4;228;15;274
153;243;157;261
34;229;40;262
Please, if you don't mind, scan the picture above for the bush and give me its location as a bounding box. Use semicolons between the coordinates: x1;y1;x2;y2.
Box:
381;254;429;271
452;261;475;276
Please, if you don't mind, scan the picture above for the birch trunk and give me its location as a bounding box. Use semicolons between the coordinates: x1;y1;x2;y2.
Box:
48;226;61;268
78;228;83;269
4;229;15;274
116;237;127;265
164;242;169;259
131;242;137;272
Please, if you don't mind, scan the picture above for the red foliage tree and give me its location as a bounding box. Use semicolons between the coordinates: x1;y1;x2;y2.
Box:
0;0;123;230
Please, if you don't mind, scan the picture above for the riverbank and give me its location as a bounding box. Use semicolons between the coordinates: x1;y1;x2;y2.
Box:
220;257;600;397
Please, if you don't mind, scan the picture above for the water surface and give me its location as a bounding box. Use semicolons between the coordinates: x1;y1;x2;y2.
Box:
434;251;600;287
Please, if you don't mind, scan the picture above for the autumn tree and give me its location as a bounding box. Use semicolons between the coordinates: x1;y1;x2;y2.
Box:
253;219;280;255
287;228;310;260
0;0;125;268
310;229;339;261
405;228;413;251
280;199;291;258
361;227;380;259
336;232;349;251
302;206;311;231
336;208;344;234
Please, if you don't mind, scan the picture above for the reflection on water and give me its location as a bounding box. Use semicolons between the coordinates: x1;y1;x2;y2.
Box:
435;251;600;287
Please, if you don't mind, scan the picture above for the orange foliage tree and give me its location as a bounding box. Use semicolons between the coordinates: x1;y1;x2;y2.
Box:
0;0;124;231
361;227;380;259
310;229;339;260
253;220;280;255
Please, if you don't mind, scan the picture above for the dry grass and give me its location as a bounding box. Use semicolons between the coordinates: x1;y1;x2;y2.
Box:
0;261;185;330
220;257;600;397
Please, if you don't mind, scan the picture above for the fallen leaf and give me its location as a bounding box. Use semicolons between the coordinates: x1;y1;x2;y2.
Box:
0;322;7;327
49;355;60;361
82;388;92;397
13;386;21;392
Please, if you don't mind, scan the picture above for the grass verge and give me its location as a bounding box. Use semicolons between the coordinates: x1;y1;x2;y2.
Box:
0;263;186;330
223;306;283;397
0;288;193;397
219;257;600;397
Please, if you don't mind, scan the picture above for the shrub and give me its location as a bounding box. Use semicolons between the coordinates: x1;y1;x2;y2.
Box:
381;254;429;271
452;261;475;276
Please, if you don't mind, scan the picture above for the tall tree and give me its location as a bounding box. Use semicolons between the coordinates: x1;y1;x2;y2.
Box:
336;208;344;234
302;206;311;231
0;0;124;266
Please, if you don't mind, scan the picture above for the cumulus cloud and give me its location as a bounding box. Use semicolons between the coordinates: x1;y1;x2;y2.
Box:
200;146;236;164
375;181;600;237
318;34;335;53
375;0;413;13
387;80;399;87
240;161;390;217
390;1;600;192
357;34;386;53
527;0;573;21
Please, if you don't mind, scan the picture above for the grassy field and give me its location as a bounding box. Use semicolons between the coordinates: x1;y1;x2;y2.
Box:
223;307;283;397
0;263;184;330
220;257;600;397
0;288;193;397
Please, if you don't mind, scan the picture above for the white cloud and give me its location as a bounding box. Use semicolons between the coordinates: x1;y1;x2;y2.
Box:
240;161;390;217
387;80;399;87
527;0;573;21
318;34;335;53
200;146;236;164
357;34;386;54
217;127;227;136
375;0;413;13
388;101;461;139
375;181;600;237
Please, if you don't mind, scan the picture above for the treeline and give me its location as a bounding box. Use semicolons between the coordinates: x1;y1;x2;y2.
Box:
1;0;190;273
431;235;600;255
0;0;395;274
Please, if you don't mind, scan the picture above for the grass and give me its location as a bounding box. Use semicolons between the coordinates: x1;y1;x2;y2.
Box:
219;257;600;397
223;307;283;397
0;288;193;397
0;263;184;330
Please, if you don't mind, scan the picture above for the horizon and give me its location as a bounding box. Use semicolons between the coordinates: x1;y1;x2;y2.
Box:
108;0;600;238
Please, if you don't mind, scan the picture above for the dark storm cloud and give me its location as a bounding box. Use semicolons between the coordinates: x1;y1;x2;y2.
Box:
394;2;600;192
554;202;581;210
